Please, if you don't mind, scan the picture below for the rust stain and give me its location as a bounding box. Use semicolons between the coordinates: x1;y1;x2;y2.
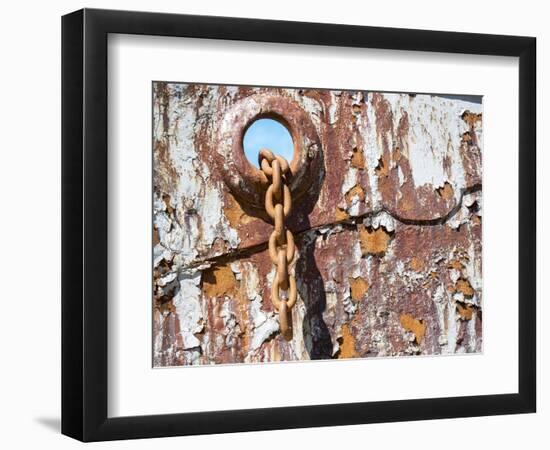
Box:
448;259;464;270
335;207;350;221
436;182;454;200
210;300;226;333
400;314;426;344
455;278;475;298
393;146;402;162
233;294;251;353
156;297;176;315
337;324;358;358
162;193;175;216
372;92;393;134
351;146;365;169
375;154;390;177
153;140;179;192
202;265;237;298
456;302;475;321
358;224;392;256
462;131;473;143
461;110;482;127
397;192;415;215
345;184;366;206
349;277;369;301
224;193;255;229
409;257;424;272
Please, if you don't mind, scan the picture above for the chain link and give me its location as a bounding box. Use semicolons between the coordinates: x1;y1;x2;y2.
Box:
259;148;296;341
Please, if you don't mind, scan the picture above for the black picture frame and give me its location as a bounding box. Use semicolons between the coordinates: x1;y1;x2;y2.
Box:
62;8;536;442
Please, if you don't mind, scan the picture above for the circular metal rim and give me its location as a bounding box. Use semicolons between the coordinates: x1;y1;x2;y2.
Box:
214;94;322;210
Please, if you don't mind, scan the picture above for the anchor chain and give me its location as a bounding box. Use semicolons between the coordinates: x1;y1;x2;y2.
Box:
259;149;296;341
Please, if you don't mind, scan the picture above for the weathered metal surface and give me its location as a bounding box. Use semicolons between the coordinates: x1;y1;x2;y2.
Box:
152;82;482;366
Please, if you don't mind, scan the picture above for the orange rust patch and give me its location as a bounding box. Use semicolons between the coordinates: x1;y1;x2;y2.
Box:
472;215;482;225
409;257;424;272
351;146;365;169
461;110;482;128
456;302;475;320
202;265;237;298
455;278;475;298
358;224;391;256
349;277;369;301
375;154;390;177
400;314;426;344
345;184;366;206
224;193;255;228
437;182;454;200
448;259;464;270
462;131;473;143
335;207;350;222
337;324;358;359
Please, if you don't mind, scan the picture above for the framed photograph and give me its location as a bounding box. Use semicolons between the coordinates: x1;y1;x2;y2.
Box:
62;8;536;441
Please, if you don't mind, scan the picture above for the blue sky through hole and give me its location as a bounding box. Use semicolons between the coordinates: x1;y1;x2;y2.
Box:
243;119;294;167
